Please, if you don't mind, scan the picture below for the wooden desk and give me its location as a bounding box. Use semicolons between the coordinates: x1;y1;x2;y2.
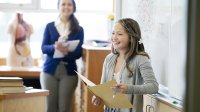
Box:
0;89;49;112
78;45;111;112
0;66;42;88
0;67;76;111
0;66;41;78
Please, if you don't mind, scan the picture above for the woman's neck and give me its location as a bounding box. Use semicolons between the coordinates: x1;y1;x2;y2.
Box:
118;52;126;60
118;49;126;58
60;15;69;24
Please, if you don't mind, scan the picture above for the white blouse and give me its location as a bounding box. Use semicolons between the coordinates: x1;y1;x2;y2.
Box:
113;72;121;84
54;17;70;42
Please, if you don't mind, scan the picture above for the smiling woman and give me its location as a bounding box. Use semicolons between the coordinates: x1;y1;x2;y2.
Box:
0;0;113;60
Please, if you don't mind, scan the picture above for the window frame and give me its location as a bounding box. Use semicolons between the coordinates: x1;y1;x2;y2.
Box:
0;0;39;10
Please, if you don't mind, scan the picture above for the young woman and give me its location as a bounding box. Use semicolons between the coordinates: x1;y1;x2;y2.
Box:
92;18;158;112
40;0;84;112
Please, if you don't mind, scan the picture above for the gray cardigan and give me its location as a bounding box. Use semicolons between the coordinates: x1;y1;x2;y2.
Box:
101;53;158;112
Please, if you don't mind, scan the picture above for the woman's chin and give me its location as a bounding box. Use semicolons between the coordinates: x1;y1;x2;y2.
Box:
114;45;122;49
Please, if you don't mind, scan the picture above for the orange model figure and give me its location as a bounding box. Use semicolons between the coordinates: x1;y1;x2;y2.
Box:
7;12;34;67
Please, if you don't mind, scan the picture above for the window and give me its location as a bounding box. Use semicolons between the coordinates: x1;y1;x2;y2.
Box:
40;0;57;9
0;0;113;59
76;0;113;40
0;0;32;4
0;0;38;9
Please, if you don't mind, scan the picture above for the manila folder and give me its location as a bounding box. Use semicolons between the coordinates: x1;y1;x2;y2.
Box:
88;80;134;108
75;71;133;108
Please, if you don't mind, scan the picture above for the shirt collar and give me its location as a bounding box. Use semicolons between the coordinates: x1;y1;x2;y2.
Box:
54;17;62;27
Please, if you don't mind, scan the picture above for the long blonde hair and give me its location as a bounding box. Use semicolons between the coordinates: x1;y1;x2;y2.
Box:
111;18;149;77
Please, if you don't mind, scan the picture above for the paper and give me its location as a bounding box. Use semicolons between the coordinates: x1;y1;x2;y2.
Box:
75;71;134;108
75;71;96;86
53;49;64;58
53;40;80;58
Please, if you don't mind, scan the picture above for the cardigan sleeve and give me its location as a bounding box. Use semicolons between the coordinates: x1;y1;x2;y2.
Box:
41;23;55;56
126;55;159;94
100;53;114;84
100;57;107;84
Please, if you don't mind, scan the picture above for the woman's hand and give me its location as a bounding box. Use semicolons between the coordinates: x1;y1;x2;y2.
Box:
111;83;128;94
92;95;101;106
55;41;69;55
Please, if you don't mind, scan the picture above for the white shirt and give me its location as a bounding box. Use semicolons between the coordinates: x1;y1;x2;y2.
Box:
113;72;121;84
54;17;70;42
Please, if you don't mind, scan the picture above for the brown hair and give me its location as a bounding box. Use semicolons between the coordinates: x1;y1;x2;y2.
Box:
57;0;80;34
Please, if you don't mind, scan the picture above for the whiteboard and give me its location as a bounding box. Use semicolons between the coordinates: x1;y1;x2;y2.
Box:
120;0;187;101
